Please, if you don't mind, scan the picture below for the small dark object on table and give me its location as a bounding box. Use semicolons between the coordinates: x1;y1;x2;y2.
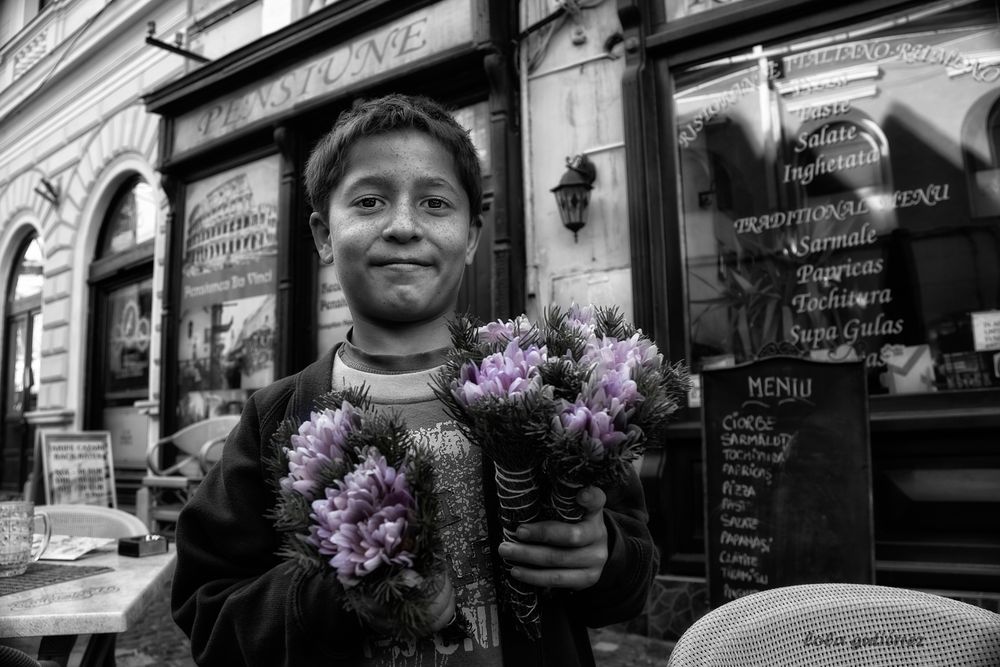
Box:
118;534;169;557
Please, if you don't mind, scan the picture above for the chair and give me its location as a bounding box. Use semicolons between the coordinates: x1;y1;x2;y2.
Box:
0;645;60;667
41;504;148;538
136;415;239;537
666;583;1000;666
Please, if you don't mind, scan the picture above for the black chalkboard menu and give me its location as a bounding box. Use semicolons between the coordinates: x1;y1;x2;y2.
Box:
701;356;873;608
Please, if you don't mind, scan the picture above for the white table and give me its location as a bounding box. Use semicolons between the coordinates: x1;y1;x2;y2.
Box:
0;546;176;666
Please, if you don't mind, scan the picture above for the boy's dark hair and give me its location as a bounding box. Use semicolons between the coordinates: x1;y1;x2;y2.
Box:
304;93;483;223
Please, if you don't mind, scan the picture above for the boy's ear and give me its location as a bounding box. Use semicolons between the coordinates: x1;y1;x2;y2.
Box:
465;214;483;266
309;212;334;264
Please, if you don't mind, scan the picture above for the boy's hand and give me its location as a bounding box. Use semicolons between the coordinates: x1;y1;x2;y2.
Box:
497;486;608;591
424;573;457;632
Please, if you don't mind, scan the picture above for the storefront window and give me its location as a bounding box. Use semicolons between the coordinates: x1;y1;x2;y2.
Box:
676;0;1000;396
177;156;279;427
453;100;492;177
104;279;152;397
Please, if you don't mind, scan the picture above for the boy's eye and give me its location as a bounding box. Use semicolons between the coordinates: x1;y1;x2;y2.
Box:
424;197;447;210
358;197;380;208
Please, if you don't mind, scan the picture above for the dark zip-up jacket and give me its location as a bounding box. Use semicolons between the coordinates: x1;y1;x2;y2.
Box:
171;347;658;666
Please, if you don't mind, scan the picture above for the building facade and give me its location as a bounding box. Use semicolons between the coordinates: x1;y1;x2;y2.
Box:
1;0;996;646
0;0;184;504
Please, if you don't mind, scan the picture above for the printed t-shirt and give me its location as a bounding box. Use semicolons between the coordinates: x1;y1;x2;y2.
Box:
333;342;504;667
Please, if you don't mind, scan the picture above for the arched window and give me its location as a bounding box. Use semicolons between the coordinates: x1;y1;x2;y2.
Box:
96;177;156;258
2;234;43;495
87;176;156;508
12;236;43;304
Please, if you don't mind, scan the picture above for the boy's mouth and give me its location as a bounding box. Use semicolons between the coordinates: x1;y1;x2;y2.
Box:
371;257;432;267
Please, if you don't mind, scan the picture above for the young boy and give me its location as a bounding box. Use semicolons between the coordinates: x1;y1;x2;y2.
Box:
171;93;657;666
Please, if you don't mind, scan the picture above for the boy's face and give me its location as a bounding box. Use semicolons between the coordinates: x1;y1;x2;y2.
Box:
310;129;481;329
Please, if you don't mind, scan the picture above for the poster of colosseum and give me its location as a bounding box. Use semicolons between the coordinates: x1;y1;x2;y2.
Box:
176;155;279;427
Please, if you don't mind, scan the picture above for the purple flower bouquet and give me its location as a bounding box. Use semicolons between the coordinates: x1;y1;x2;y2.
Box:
434;317;555;637
434;304;688;637
265;386;461;640
541;304;689;521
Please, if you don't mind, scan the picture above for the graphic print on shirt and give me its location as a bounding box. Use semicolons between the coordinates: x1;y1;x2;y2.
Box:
362;419;503;666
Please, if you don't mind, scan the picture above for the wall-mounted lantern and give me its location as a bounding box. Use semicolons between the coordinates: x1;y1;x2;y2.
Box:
551;154;597;242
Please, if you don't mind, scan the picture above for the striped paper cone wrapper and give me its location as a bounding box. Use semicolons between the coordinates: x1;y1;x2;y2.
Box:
495;463;541;538
494;463;542;638
549;477;585;523
506;577;541;639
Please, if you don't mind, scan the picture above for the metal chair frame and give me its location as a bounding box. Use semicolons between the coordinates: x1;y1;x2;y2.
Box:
136;415;239;537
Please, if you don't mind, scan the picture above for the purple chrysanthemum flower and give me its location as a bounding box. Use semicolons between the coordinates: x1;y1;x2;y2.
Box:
451;339;547;406
584;367;639;414
478;315;533;344
566;303;596;334
281;401;360;498
555;400;629;459
581;333;661;376
309;449;416;586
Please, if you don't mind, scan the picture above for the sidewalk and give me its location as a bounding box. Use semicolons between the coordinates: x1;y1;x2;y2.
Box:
98;577;673;666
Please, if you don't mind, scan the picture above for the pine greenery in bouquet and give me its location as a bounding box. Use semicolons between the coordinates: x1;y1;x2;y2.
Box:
264;386;462;641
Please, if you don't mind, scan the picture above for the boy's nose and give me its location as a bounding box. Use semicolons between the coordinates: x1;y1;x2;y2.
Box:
382;204;420;241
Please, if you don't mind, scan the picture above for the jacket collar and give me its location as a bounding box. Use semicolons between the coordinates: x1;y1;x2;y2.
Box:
290;343;339;424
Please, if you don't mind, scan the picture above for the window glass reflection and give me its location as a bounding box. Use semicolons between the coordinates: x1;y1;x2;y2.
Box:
12;238;43;303
676;0;1000;395
105;279;153;397
99;178;156;257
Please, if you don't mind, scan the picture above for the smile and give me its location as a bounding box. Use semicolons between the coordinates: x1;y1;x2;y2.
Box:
372;259;432;267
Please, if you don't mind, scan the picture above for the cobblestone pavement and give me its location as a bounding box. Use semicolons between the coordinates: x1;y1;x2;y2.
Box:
67;575;674;666
590;626;675;666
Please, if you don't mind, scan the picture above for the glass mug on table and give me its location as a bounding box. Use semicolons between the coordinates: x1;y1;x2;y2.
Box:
0;501;51;577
